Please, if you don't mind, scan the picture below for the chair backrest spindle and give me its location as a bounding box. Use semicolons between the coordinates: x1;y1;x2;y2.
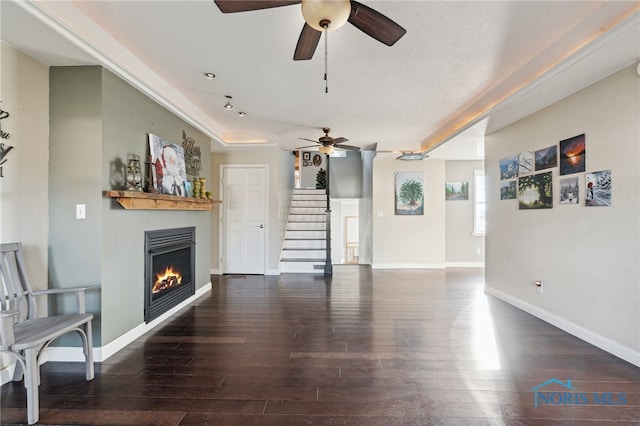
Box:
0;242;36;322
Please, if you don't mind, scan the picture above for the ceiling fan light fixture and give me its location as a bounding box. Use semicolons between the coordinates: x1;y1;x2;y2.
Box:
301;0;351;32
319;144;334;155
396;152;429;161
224;95;234;110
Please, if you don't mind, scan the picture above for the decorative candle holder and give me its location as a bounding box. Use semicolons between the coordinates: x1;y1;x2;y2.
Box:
126;158;143;191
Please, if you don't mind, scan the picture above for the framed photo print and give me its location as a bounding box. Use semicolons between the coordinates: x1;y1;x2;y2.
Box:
149;134;187;197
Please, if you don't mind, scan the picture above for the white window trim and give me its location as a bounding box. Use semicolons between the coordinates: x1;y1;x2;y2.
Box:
473;169;486;236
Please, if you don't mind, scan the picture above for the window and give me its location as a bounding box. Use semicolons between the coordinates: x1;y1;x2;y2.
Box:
473;169;486;236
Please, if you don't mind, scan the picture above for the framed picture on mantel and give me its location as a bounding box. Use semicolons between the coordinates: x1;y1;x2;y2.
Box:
149;134;187;197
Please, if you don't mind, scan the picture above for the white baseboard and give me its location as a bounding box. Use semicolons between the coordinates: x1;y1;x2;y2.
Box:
211;268;280;275
98;282;212;361
372;263;446;270
1;282;213;386
445;262;485;268
485;286;640;367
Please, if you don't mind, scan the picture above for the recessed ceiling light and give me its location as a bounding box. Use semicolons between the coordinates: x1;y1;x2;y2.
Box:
204;72;215;79
238;111;247;117
224;95;234;110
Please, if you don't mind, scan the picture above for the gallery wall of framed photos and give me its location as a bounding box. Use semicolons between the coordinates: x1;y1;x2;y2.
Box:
498;133;612;209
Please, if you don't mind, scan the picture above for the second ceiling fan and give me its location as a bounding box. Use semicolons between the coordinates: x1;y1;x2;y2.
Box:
297;128;359;154
214;0;406;60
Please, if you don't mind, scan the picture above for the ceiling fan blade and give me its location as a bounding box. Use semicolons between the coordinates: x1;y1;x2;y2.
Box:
294;24;322;61
214;0;300;13
336;144;360;151
296;145;321;150
348;1;406;46
332;137;349;144
298;138;320;143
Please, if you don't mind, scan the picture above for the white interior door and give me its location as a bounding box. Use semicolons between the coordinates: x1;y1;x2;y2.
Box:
222;166;266;274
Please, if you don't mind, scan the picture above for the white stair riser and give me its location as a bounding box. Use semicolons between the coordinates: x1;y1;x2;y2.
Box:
287;222;326;230
280;262;325;273
294;189;326;195
288;214;326;222
283;240;326;249
292;195;327;201
291;202;327;208
289;208;326;215
286;230;326;239
281;250;326;258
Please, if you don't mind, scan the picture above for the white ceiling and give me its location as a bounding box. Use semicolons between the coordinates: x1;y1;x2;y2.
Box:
1;1;639;160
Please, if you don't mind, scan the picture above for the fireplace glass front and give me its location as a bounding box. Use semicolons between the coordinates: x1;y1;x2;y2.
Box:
144;227;195;323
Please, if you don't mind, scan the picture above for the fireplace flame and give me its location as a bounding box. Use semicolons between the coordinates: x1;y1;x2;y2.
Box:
153;266;183;294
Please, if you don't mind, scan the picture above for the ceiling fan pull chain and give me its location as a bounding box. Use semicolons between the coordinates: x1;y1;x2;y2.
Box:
324;26;328;94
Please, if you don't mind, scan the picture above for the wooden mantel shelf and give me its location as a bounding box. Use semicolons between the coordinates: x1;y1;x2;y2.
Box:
105;190;221;211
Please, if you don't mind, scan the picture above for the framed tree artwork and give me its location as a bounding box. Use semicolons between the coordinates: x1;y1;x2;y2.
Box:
518;171;553;209
395;172;424;215
445;181;469;200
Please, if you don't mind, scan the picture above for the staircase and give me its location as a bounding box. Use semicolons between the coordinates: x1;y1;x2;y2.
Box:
280;188;329;273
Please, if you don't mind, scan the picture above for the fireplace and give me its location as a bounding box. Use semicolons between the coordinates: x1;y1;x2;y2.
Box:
144;227;195;323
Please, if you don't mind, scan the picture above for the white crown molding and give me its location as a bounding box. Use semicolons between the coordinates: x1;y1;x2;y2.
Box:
18;0;277;150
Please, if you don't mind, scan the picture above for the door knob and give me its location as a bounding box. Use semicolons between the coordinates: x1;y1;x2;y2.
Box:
257;224;264;228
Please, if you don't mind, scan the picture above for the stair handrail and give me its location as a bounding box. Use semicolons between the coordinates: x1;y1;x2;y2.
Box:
324;154;332;275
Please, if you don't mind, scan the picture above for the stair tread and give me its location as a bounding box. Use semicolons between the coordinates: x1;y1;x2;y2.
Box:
281;258;327;262
284;238;326;241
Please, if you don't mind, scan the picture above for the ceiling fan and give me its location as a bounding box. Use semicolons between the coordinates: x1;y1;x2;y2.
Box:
297;127;360;154
396;151;429;161
213;0;406;60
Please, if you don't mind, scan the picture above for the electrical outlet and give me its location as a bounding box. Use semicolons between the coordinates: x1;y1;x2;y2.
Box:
76;204;86;219
476;248;481;255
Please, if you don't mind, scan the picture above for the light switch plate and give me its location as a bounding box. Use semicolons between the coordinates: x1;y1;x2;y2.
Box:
76;204;86;219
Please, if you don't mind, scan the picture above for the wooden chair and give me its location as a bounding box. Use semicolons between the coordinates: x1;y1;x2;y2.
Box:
0;242;94;424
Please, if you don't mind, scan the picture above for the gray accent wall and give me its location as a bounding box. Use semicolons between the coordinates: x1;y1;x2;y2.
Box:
49;66;212;346
329;151;362;198
485;65;639;365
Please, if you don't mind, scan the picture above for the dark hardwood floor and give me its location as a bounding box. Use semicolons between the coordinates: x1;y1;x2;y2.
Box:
2;267;639;425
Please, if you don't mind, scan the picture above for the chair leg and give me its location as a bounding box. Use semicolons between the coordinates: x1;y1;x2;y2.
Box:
83;321;94;380
23;348;40;425
12;356;25;382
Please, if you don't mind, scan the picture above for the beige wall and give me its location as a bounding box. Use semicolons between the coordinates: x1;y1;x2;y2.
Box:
0;43;50;372
372;156;446;268
485;65;640;365
445;160;485;264
0;42;50;301
210;150;294;275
